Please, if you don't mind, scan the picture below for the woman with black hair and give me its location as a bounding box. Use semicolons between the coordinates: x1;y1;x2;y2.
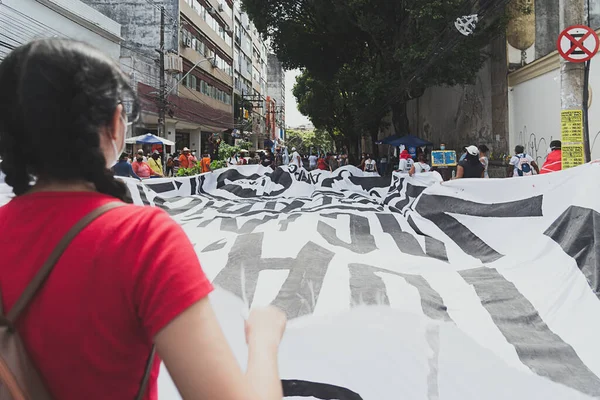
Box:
455;145;485;179
0;39;285;400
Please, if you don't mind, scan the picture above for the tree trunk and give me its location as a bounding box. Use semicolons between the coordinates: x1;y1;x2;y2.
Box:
369;128;380;158
391;101;410;135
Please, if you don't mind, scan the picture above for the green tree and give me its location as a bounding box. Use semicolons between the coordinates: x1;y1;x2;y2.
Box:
243;0;508;142
285;128;334;155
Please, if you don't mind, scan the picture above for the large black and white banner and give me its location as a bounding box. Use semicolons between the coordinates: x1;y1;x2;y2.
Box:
4;163;600;399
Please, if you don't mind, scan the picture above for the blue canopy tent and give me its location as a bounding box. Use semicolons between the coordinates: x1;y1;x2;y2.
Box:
125;133;175;146
384;134;432;148
125;134;175;173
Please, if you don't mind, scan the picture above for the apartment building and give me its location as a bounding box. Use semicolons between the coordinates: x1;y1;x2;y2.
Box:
0;0;121;61
267;53;286;140
82;0;235;155
232;0;269;149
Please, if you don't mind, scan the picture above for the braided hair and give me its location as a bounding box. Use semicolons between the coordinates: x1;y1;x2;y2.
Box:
0;39;139;202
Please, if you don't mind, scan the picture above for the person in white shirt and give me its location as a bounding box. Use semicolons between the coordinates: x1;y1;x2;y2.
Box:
397;150;414;172
308;153;318;170
226;151;240;167
409;153;431;176
363;154;378;174
136;149;147;162
290;147;302;168
507;145;539;177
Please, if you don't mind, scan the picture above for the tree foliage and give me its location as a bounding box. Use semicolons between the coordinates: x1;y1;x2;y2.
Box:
243;0;509;154
285;128;335;155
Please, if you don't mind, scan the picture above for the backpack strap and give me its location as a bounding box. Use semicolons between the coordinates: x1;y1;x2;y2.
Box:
3;202;125;327
136;345;156;400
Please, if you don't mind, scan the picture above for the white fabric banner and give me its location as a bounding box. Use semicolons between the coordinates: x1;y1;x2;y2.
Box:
2;163;600;399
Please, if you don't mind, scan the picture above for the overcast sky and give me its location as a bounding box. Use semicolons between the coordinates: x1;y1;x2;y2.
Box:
285;69;311;128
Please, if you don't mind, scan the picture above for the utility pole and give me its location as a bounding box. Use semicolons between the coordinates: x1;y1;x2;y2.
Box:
157;6;167;138
559;0;591;162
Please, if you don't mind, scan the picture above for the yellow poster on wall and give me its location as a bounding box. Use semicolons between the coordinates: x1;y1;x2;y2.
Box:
562;144;585;169
561;109;585;169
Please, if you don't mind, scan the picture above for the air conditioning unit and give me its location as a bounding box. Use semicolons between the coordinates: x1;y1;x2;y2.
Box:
165;54;183;73
218;3;224;12
210;57;218;68
225;27;233;34
184;38;192;47
207;6;216;15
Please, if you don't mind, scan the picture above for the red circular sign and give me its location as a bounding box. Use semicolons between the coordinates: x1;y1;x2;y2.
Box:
557;25;600;63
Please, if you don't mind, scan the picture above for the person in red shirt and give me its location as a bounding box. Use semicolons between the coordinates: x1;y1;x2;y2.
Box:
178;147;191;169
132;155;160;179
0;38;285;400
540;140;562;174
317;155;331;171
201;153;212;173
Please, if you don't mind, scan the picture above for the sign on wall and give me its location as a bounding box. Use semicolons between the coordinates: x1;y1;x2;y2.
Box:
431;150;458;167
561;109;586;169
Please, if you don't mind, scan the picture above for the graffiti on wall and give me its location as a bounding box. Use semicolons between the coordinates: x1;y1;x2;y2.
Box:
517;126;553;165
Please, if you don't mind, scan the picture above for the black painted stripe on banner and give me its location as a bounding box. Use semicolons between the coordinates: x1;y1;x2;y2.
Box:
282;380;363;399
265;201;277;210
544;206;600;298
460;267;600;396
428;212;503;263
137;185;151;206
145;181;176;194
376;213;426;257
213;233;334;319
416;194;544;218
386;214;448;262
201;239;227;252
415;195;544;263
349;264;451;321
318;215;378;254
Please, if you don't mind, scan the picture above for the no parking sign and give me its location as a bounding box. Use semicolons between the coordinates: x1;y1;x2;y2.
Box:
557;25;599;63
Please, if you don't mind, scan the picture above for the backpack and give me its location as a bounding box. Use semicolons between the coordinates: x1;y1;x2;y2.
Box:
0;203;155;400
516;154;533;176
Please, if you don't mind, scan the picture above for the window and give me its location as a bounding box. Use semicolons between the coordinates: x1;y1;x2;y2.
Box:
190;75;197;90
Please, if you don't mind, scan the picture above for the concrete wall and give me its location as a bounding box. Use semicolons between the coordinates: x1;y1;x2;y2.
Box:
535;0;559;59
82;0;179;58
509;60;600;164
0;0;121;60
404;36;509;157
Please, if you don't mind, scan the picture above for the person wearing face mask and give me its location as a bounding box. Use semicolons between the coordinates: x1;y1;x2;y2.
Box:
112;153;141;180
132;153;160;180
0;39;286;400
148;150;164;177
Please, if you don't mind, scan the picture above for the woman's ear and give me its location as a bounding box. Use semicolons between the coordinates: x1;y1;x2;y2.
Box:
110;104;125;141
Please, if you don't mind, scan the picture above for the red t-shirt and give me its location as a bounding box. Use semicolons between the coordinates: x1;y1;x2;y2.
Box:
0;191;213;399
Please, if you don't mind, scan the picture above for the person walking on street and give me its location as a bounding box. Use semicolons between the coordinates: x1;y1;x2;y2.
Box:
508;145;539;177
478;144;490;178
317;155;331;171
363;154;378;174
455;145;485;179
201;153;212;173
397;150;413;173
132;153;160;179
308;153;318;170
227;151;240;167
409;153;431;176
0;38;286;400
112;153;141;180
179;147;191;169
290;147;302;168
148;151;164;177
540;140;562;174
